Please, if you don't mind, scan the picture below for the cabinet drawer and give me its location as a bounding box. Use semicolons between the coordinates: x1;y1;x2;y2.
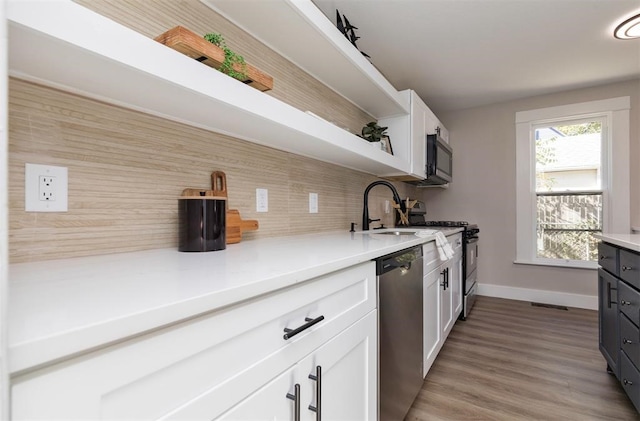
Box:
621;249;640;290
621;313;640;370
423;241;440;275
620;351;640;412
12;262;376;420
447;233;462;253
619;281;640;327
598;242;618;276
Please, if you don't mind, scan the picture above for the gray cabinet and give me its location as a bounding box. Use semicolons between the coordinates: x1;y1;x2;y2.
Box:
599;268;619;376
598;241;640;413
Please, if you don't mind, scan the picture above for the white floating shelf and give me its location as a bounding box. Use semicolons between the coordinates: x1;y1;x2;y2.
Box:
7;0;410;176
201;0;410;119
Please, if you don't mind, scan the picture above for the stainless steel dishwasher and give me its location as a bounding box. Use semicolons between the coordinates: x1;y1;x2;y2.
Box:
377;245;424;420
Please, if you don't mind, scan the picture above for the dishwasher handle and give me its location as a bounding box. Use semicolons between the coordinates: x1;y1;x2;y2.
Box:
376;246;422;276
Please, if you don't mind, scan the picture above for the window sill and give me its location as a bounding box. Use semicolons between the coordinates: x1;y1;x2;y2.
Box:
513;259;597;270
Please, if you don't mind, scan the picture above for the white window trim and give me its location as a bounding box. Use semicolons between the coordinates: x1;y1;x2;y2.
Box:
515;97;630;269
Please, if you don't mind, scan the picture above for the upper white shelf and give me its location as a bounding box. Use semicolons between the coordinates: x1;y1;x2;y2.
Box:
201;0;410;119
7;0;410;176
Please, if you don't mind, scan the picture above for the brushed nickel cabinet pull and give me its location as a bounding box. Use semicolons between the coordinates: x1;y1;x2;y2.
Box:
624;379;634;386
308;365;322;420
286;384;301;421
283;315;325;340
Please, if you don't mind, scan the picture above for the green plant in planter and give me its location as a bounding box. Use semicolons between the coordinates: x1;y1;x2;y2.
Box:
361;121;388;142
204;32;248;81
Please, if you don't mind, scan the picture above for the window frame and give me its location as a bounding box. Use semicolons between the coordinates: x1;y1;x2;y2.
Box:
515;97;630;269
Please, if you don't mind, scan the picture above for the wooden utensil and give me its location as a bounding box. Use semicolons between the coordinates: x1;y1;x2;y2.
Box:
226;209;259;244
209;171;258;244
210;171;228;200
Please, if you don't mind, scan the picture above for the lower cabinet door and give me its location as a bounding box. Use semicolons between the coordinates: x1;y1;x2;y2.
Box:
620;313;640;369
217;365;298;420
298;310;377;421
598;268;618;376
423;265;441;377
440;264;453;336
620;351;640;412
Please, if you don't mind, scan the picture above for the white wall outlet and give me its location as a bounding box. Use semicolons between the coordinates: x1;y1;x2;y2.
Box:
256;188;268;212
384;200;391;214
25;163;68;212
40;176;56;201
309;192;318;213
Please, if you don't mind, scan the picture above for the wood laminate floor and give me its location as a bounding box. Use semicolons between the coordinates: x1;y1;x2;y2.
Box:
405;296;639;421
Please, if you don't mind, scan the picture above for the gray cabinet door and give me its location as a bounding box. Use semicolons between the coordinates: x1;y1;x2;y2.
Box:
599;268;619;377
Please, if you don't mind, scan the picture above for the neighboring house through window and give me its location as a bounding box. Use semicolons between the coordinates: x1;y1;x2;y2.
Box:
515;97;630;269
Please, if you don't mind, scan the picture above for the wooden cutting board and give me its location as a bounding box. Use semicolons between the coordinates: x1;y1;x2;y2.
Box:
227;209;259;244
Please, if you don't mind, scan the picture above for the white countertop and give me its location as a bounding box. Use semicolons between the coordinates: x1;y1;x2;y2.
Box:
9;228;461;374
596;233;640;253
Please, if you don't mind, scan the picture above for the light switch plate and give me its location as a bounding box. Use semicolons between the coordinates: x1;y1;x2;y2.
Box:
25;163;68;212
256;188;268;212
309;192;318;213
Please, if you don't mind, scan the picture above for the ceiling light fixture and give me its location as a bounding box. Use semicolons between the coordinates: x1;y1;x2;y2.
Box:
614;13;640;39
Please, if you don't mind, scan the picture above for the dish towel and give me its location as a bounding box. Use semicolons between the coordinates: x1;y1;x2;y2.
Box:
413;230;455;261
435;231;455;262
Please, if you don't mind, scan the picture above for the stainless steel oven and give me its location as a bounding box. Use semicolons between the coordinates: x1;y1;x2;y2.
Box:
462;225;479;319
465;234;478;278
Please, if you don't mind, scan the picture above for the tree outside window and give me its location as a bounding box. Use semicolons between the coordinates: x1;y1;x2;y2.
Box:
534;120;603;261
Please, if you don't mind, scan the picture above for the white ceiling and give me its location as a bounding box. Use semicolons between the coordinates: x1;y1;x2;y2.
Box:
313;0;640;114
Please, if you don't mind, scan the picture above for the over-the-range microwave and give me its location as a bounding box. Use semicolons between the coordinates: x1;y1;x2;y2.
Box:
411;133;453;186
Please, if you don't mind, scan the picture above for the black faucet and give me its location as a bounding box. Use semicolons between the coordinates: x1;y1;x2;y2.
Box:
362;181;406;231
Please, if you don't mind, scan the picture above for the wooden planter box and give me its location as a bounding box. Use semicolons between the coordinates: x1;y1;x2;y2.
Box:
155;26;274;92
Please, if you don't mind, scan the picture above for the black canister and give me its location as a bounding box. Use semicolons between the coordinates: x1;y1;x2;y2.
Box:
178;193;227;252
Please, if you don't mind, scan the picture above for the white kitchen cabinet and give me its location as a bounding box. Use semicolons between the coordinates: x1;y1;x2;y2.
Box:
423;262;442;377
422;233;463;377
219;311;377;420
379;90;449;180
442;233;463;336
440;262;454;335
11;262;376;420
301;311;376;420
6;0;410;177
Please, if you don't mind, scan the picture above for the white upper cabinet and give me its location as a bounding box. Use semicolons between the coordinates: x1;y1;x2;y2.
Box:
378;90;448;180
6;0;410;176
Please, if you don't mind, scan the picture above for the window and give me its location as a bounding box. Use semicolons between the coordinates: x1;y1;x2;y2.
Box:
515;97;630;269
535;118;603;262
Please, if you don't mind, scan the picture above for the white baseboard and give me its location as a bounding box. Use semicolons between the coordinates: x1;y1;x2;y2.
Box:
477;283;597;310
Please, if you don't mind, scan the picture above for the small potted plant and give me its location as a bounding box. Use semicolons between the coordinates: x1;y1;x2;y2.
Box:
361;122;388;149
204;32;248;81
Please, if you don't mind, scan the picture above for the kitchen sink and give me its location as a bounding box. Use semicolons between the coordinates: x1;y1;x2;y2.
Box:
376;231;418;236
355;228;422;236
